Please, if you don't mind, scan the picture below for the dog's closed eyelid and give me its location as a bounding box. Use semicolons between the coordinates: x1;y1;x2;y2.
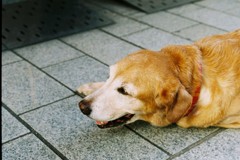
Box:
117;87;129;95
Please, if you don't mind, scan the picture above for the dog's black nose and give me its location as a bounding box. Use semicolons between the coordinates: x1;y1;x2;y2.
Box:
79;100;92;116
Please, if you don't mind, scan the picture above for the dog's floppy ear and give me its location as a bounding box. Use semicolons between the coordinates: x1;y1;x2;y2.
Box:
166;86;192;123
155;81;192;123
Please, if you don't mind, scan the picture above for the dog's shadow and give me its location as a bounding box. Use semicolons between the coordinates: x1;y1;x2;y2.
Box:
126;120;178;130
125;120;219;142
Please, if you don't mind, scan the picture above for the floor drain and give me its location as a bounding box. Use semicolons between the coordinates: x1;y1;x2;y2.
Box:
122;0;201;13
2;0;113;49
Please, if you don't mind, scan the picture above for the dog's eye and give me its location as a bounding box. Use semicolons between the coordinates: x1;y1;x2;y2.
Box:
117;87;129;95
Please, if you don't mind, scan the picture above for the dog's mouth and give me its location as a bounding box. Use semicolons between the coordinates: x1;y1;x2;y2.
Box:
96;114;134;129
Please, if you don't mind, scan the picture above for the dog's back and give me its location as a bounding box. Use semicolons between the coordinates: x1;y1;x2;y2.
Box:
195;29;240;97
178;30;240;128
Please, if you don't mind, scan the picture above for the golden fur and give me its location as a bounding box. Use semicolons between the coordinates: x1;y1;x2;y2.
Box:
78;29;240;128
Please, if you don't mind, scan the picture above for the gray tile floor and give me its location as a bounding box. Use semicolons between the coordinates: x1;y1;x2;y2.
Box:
2;0;240;159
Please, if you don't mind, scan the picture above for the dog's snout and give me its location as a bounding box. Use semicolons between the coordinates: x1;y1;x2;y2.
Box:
79;100;92;116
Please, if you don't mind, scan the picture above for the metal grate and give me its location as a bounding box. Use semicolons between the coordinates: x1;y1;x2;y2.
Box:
2;0;113;49
122;0;201;13
2;44;7;51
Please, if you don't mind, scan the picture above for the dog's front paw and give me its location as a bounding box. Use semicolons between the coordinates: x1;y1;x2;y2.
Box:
177;117;191;128
76;84;94;96
76;82;105;96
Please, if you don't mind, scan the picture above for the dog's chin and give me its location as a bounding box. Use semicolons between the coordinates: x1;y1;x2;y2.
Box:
95;114;135;129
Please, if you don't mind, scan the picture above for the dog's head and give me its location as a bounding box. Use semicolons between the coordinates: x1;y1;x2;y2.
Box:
79;48;195;128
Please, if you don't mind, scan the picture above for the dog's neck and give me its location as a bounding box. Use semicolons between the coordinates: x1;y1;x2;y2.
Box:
185;62;202;116
162;45;203;115
175;45;203;116
163;45;203;93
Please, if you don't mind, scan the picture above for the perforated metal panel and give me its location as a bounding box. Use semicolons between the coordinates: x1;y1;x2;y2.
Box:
122;0;201;13
2;0;113;49
2;44;7;51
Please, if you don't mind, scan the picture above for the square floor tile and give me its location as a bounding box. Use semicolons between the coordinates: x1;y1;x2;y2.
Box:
2;61;73;114
181;8;240;31
168;4;203;15
123;28;190;50
196;0;240;11
2;51;22;65
225;4;240;17
128;121;218;154
15;40;84;68
2;107;29;143
62;30;140;65
128;12;148;19
175;24;226;41
21;96;169;160
2;134;61;160
43;56;109;90
138;12;198;32
102;10;149;37
175;129;240;160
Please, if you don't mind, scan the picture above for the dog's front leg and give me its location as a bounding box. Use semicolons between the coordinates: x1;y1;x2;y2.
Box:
76;82;105;96
177;102;227;128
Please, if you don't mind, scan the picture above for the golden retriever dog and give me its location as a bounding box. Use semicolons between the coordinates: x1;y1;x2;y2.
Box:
78;29;240;129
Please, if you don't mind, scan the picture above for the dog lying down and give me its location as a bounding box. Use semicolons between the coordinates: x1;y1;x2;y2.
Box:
78;29;240;129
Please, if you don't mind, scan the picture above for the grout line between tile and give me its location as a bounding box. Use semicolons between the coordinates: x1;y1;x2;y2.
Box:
99;29;145;49
2;103;69;160
10;50;76;94
2;59;24;66
173;23;200;33
102;12;196;43
102;25;191;47
194;2;240;18
88;1;229;37
17;94;76;116
126;12;227;39
166;11;228;32
167;128;226;160
2;2;238;160
58;39;110;67
125;125;172;156
2;132;32;145
116;26;152;37
41;55;85;70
